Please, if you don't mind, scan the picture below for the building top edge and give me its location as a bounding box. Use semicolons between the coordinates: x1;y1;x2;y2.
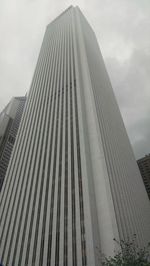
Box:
137;154;150;162
46;6;78;28
14;96;27;100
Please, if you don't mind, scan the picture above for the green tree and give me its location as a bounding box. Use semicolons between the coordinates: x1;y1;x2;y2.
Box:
102;235;150;266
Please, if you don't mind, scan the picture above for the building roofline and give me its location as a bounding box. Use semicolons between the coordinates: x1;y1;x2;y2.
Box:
47;6;75;28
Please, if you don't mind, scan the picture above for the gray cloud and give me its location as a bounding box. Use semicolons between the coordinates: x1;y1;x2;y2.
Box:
105;48;150;159
0;0;150;159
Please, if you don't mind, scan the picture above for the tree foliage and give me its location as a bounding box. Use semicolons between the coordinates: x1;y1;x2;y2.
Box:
102;235;150;266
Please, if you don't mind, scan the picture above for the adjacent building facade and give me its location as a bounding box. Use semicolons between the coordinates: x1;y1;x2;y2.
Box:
0;6;150;266
137;154;150;200
0;97;26;191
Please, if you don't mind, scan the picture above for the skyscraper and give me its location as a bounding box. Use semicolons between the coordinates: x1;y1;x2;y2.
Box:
0;96;26;191
137;154;150;200
0;6;150;266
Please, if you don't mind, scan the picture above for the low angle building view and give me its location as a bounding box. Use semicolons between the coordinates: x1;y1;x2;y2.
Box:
0;5;150;266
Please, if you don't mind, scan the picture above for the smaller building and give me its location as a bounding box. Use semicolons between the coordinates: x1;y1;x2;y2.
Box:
0;96;26;191
137;154;150;200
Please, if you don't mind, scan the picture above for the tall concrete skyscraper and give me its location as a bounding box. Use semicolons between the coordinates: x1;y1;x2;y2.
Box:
0;96;26;191
137;154;150;200
0;6;150;266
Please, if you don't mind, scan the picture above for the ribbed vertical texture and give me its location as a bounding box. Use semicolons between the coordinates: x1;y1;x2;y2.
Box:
1;6;150;266
77;7;150;248
0;6;90;266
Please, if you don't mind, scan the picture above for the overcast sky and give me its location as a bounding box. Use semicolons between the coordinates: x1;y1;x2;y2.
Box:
0;0;150;159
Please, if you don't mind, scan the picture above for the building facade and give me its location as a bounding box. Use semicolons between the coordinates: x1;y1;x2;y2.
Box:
0;6;150;266
137;154;150;200
0;97;26;191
